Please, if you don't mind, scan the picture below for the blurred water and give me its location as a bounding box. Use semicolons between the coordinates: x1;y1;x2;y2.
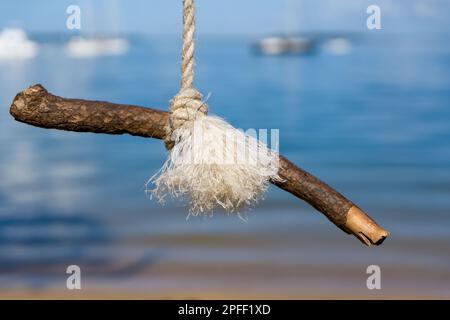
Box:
0;34;449;298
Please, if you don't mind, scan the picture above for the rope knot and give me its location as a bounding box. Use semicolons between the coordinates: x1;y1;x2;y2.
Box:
165;88;208;149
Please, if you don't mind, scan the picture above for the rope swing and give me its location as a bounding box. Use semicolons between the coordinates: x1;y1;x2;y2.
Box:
149;0;281;214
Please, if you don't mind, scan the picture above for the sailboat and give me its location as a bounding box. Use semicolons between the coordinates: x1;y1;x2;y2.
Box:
66;36;128;58
255;36;314;56
0;28;39;60
254;0;314;56
65;1;129;58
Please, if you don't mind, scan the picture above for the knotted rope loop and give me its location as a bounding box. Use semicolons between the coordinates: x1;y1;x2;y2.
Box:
165;88;208;149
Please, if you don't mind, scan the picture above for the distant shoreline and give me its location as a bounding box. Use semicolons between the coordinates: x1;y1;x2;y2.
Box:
0;289;447;300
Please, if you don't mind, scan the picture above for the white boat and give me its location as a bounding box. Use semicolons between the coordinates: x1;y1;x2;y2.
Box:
254;0;314;56
255;36;315;56
65;36;129;58
0;28;38;60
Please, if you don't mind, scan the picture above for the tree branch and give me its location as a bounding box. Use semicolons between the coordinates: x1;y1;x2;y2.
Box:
9;84;389;246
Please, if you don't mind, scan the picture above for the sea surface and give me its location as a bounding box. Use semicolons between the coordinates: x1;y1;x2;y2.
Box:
0;33;449;298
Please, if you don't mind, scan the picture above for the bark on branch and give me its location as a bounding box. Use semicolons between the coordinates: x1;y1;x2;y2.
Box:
9;84;389;246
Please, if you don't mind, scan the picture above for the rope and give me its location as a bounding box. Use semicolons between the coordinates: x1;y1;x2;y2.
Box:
180;0;195;91
165;0;208;149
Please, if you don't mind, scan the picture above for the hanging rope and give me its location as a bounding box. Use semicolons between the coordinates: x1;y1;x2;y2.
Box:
150;0;281;215
165;0;207;149
180;0;196;91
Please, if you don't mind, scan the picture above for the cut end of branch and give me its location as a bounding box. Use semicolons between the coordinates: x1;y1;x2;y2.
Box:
10;84;47;120
343;206;389;246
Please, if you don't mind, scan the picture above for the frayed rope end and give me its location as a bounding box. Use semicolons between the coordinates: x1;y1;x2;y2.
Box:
146;115;282;215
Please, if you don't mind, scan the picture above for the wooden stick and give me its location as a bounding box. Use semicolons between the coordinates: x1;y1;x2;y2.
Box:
9;84;389;246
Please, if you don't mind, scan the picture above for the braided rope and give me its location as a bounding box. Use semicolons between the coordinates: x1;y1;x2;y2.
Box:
165;0;208;149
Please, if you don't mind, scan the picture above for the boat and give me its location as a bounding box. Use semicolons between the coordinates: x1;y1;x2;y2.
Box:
65;1;129;59
0;28;38;60
253;0;315;56
254;35;315;56
65;36;129;58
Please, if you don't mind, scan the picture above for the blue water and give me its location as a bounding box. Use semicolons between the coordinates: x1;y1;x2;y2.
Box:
0;34;449;298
